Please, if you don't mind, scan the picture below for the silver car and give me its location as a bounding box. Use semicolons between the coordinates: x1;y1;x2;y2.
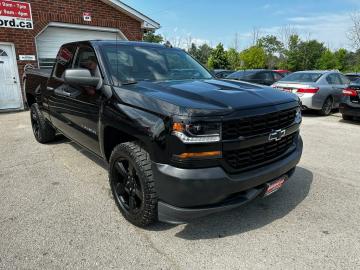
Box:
272;71;350;115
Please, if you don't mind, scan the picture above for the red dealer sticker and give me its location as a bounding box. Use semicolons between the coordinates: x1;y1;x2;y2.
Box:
0;0;33;29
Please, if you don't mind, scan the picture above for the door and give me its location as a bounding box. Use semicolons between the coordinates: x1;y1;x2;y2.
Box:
326;73;345;107
47;44;102;155
0;44;22;110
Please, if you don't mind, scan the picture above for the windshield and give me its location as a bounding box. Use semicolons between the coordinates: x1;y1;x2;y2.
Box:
280;72;322;82
101;45;212;85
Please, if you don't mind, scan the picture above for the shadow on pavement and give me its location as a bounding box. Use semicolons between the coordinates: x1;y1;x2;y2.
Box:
149;166;313;240
339;119;360;125
51;135;109;170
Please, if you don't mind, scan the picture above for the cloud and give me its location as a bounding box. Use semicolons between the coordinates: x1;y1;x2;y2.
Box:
236;12;353;50
262;4;271;9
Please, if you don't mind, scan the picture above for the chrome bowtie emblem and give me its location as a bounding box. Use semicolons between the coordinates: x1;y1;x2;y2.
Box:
269;129;286;142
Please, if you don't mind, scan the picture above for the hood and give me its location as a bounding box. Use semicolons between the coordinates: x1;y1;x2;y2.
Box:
114;79;298;117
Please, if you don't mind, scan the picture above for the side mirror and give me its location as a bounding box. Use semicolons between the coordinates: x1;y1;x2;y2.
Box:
64;69;100;87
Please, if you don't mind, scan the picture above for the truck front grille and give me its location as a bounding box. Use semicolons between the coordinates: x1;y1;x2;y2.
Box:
222;108;297;140
224;133;296;171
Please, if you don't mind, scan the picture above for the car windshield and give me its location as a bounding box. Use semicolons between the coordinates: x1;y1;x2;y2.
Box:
101;45;212;85
280;72;323;82
226;70;257;79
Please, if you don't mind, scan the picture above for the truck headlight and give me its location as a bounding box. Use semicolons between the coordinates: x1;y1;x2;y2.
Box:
295;106;302;124
172;122;221;144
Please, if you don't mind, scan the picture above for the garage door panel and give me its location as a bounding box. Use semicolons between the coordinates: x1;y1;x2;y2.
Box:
37;26;122;67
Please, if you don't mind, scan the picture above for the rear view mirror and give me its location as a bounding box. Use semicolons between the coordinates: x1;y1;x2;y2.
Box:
64;69;100;87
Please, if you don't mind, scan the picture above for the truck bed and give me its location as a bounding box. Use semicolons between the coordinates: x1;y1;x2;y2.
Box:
24;68;52;98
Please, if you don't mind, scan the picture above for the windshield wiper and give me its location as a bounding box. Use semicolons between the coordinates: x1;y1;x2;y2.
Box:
121;80;138;85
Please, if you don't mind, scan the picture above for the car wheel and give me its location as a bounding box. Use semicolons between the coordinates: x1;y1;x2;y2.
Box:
342;114;353;121
319;97;333;116
30;103;56;143
109;142;158;227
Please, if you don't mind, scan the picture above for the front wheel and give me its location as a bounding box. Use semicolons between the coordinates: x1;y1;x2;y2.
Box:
319;97;333;116
109;142;158;227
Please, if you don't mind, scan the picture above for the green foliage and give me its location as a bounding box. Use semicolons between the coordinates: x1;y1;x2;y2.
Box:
207;43;229;69
226;48;241;70
334;48;348;71
316;49;337;70
283;35;326;71
257;35;284;69
188;43;213;65
239;46;266;69
143;31;164;43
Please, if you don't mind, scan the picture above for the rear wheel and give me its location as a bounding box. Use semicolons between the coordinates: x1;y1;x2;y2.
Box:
319;97;333;116
342;114;353;121
30;103;56;143
109;142;158;227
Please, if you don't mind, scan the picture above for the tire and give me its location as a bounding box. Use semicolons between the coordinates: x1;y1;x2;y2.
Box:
30;103;56;143
342;114;353;121
109;142;158;227
319;96;333;116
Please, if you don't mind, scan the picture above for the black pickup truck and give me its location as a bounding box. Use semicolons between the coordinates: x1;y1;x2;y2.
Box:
25;41;303;227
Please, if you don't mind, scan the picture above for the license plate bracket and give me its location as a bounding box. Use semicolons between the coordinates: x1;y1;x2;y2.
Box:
263;176;288;197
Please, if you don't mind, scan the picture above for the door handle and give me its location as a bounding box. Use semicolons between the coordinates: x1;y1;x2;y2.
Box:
54;88;71;97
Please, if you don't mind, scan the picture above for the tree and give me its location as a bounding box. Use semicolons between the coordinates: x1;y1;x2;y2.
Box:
188;43;213;65
257;35;284;68
143;31;164;43
239;46;266;69
226;48;241;70
316;49;337;70
207;43;229;69
197;44;213;65
284;35;326;71
334;48;348;71
348;11;360;51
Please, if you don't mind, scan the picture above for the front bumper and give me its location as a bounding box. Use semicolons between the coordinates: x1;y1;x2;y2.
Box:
152;136;303;224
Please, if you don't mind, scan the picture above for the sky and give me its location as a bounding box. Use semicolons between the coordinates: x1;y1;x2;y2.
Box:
123;0;360;51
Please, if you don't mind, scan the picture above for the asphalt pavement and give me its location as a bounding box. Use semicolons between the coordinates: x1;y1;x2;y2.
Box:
0;111;359;270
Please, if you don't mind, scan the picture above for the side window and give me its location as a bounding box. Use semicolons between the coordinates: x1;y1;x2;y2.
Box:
53;45;76;79
326;74;341;85
273;72;283;81
258;72;273;81
339;74;350;85
73;46;100;78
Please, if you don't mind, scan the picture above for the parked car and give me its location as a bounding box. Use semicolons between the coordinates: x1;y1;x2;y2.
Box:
24;41;303;227
345;72;360;82
273;70;291;76
213;69;235;79
272;71;350;116
340;78;360;121
226;69;284;86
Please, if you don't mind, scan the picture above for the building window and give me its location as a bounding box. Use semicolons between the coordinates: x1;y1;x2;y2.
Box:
0;49;8;57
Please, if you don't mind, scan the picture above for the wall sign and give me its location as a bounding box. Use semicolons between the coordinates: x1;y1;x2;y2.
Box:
83;12;91;22
0;0;33;29
19;55;35;61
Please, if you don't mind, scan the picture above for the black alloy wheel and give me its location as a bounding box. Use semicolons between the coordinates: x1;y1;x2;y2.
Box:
112;158;144;214
31;108;40;139
109;142;158;227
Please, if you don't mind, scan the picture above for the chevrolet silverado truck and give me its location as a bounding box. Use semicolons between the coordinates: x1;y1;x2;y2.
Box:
24;41;303;227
